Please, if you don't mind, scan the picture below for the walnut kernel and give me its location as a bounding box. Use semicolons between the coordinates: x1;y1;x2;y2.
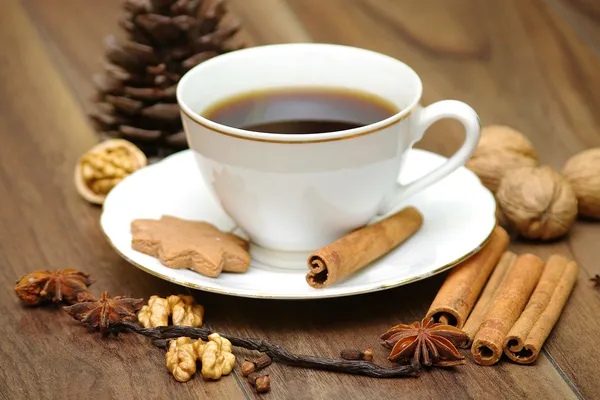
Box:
137;295;169;328
138;294;204;328
75;139;146;204
200;333;236;380
166;337;201;382
167;294;204;327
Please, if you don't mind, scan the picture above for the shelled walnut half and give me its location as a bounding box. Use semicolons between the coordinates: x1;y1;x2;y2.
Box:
138;295;170;328
75;139;147;204
167;295;204;327
166;337;204;382
165;334;235;382
200;333;236;380
138;294;204;328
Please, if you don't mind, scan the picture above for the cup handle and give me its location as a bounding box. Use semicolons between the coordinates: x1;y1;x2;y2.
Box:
377;100;481;215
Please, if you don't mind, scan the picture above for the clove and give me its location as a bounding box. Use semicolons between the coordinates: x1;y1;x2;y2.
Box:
255;375;270;393
241;360;256;377
241;354;272;377
340;347;374;361
247;372;271;394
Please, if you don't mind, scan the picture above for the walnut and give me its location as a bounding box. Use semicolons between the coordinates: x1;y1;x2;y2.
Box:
138;295;169;328
139;294;204;328
466;125;538;193
75;139;146;205
563;148;600;219
166;337;202;382
200;333;236;380
497;166;577;240
167;295;204;327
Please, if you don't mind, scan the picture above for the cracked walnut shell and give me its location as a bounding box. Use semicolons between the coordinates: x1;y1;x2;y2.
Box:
201;333;236;380
466;125;538;193
497;166;577;240
75;139;147;204
563;148;600;219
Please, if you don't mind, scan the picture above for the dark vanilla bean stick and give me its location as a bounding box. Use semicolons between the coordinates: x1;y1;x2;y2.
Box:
113;322;418;378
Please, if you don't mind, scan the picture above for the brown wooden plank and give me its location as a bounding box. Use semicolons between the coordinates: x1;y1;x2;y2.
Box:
11;0;600;399
0;1;245;398
506;8;600;395
508;237;600;400
287;0;600;162
21;0;310;117
284;0;599;398
228;0;312;44
551;0;600;51
207;279;577;400
21;0;122;116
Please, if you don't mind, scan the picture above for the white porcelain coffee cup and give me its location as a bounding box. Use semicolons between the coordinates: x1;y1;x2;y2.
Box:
177;43;480;252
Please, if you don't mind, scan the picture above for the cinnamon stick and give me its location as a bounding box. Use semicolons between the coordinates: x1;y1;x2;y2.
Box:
471;254;544;366
460;251;516;347
503;254;578;364
425;226;509;328
306;207;423;288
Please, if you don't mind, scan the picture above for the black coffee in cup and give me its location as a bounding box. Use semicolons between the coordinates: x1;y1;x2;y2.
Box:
202;87;399;134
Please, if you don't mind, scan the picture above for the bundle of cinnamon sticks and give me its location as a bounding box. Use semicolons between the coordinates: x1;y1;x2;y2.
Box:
302;207;577;367
425;226;578;365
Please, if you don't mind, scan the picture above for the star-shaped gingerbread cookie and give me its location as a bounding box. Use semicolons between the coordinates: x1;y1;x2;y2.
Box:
131;216;250;277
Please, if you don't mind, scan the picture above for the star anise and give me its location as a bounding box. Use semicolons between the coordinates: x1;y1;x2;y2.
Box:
380;317;468;367
15;269;93;306
592;275;600;289
63;291;144;336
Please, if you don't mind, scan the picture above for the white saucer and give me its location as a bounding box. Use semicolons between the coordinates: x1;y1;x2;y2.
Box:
100;149;496;299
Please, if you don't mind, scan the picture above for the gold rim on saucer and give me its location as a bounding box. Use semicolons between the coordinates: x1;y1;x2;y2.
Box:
101;218;495;300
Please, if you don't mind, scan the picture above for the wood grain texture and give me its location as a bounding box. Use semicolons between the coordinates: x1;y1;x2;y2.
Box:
228;0;312;44
208;281;577;400
20;0;121;117
5;0;600;399
552;0;600;50
0;1;244;399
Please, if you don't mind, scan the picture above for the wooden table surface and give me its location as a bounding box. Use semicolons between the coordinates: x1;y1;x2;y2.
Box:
1;0;599;399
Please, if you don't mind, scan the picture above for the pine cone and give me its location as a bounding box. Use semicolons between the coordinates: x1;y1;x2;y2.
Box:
90;0;246;159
